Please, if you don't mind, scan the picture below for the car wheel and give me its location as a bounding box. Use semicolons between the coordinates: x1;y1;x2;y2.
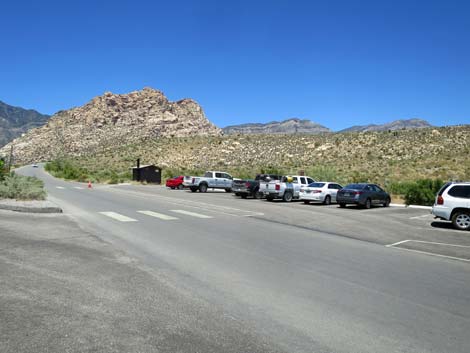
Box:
283;191;293;202
339;203;346;208
235;192;241;196
199;183;208;193
364;198;371;209
253;189;263;199
177;184;184;190
190;187;197;193
324;195;331;205
225;188;232;192
383;197;391;207
452;211;470;231
303;200;310;204
241;194;248;199
266;196;274;202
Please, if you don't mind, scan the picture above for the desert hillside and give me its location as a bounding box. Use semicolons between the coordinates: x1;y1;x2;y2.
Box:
0;87;221;163
72;125;469;184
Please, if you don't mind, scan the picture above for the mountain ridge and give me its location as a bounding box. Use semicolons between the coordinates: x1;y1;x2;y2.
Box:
339;118;432;133
0;87;221;163
0;101;50;147
223;118;331;135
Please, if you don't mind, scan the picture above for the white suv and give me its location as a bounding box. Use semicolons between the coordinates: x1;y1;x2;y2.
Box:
432;182;470;230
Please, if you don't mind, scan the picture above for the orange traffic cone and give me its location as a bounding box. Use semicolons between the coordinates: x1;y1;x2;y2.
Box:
88;180;92;189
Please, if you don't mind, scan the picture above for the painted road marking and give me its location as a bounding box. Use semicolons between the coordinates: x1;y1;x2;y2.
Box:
74;186;84;190
137;210;178;220
409;214;431;220
386;239;470;263
170;209;213;219
56;186;65;189
99;212;138;222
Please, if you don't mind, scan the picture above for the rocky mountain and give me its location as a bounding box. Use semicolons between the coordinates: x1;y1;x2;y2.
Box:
223;118;331;135
0;87;221;164
339;118;432;133
0;101;50;147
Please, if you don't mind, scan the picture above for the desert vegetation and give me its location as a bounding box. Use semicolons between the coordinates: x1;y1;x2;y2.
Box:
0;173;47;200
44;125;469;204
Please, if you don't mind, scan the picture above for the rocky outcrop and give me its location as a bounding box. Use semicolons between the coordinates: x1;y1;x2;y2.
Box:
339;118;432;133
0;88;221;164
0;101;50;147
223;118;331;135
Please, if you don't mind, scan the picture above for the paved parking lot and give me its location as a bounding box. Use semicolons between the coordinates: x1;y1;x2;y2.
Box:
109;184;470;263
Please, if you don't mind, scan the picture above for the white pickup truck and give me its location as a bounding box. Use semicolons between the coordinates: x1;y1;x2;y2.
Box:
261;175;315;202
183;171;234;193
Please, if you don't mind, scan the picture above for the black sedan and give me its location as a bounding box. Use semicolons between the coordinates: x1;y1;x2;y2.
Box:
336;183;391;209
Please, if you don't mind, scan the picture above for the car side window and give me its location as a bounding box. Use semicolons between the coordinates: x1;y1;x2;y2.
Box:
328;184;335;189
224;173;232;179
448;185;470;198
374;185;384;192
365;185;372;191
292;177;298;183
300;177;306;184
215;173;222;178
307;178;314;184
336;184;343;189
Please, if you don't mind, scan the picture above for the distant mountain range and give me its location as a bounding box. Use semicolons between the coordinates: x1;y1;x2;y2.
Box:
223;118;433;135
0;93;438;159
222;118;331;135
338;118;432;133
0;101;50;147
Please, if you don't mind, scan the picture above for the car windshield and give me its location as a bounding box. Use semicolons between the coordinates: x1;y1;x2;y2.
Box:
344;184;366;190
308;182;325;188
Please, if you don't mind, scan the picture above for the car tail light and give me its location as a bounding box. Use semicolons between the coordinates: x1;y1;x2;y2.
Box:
353;191;363;195
437;195;444;205
275;183;280;191
245;182;250;187
313;190;321;193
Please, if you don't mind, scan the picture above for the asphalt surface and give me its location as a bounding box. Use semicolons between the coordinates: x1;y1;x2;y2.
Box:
6;165;470;353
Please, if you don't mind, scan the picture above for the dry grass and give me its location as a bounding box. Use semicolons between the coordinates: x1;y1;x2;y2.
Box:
70;125;469;187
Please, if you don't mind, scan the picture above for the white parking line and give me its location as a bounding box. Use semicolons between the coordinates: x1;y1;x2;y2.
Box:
385;239;470;263
137;210;178;220
386;240;411;247
99;212;138;222
170;210;213;219
409;214;431;219
56;186;65;189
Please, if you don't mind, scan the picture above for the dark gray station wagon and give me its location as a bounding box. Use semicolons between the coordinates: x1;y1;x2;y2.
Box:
336;183;391;209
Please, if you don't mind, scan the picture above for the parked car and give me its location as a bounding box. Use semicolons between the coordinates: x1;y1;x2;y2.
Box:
232;174;282;199
336;183;391;209
262;175;315;202
299;182;343;205
166;175;184;189
183;171;234;193
431;182;470;230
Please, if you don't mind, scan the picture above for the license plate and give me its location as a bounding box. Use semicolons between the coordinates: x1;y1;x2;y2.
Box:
344;193;350;196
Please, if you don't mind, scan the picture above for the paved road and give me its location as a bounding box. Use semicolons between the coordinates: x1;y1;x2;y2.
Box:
16;166;470;353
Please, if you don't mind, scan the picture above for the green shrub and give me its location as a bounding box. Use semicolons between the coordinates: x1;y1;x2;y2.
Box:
306;165;340;182
0;173;47;200
404;179;444;206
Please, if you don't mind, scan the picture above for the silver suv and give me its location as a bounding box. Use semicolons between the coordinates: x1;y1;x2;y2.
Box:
432;182;470;230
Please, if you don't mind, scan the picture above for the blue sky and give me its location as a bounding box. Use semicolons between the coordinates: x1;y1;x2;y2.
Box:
1;0;469;130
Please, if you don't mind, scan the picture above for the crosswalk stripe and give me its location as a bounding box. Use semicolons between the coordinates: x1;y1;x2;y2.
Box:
137;210;178;220
56;186;65;189
170;209;213;219
99;212;138;222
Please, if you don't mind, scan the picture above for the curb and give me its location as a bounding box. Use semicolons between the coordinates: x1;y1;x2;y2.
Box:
0;201;63;214
390;203;432;210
